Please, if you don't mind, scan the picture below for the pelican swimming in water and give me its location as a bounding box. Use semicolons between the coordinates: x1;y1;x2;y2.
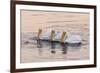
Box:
37;29;82;44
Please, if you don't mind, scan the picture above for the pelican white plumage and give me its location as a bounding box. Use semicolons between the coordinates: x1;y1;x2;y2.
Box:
40;31;51;40
64;33;82;44
53;32;62;41
39;31;82;44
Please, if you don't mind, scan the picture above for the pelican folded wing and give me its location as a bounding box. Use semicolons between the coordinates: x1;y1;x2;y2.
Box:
40;32;51;40
53;32;62;41
64;34;82;44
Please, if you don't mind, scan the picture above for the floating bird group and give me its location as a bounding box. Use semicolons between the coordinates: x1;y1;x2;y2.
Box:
36;29;82;54
37;29;82;44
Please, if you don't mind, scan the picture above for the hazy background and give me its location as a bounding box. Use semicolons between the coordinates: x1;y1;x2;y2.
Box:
21;10;89;33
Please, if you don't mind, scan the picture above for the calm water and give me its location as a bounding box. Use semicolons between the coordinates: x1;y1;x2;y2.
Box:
21;32;89;63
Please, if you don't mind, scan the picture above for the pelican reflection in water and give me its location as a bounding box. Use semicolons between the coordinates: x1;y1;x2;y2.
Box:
36;29;82;55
